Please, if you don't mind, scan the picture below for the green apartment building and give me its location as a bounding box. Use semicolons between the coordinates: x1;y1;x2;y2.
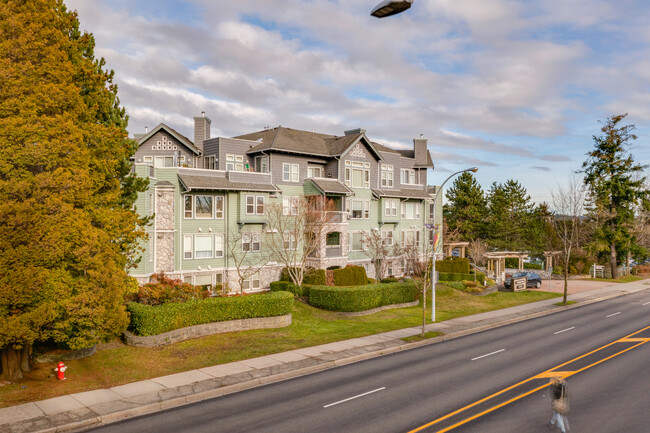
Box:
130;113;442;292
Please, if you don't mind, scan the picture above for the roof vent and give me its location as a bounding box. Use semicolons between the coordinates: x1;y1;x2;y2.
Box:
145;126;148;133
344;128;366;136
256;138;263;143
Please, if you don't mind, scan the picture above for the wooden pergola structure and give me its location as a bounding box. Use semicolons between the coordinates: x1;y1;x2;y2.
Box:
444;242;470;259
483;251;529;283
543;251;562;270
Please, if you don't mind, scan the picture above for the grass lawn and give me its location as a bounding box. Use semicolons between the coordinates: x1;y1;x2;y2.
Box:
592;275;644;283
0;286;560;408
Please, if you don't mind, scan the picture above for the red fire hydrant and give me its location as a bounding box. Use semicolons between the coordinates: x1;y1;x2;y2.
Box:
54;362;67;380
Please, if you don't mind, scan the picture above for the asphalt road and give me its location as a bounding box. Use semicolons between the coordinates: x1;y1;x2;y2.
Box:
88;289;650;433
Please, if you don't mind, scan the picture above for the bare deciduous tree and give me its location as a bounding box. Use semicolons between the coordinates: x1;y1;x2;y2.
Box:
362;229;400;281
226;229;271;295
401;236;433;337
551;173;586;305
264;196;335;287
468;238;488;268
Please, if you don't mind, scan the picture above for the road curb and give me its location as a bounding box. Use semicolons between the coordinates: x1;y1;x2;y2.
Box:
23;286;646;432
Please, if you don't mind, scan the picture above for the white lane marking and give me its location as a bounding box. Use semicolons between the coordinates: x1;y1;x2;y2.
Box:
554;327;575;335
642;302;650;306
606;312;621;318
471;349;505;361
323;387;386;408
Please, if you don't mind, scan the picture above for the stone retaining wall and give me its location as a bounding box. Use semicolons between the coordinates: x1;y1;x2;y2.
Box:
35;345;97;364
122;314;292;348
333;300;419;317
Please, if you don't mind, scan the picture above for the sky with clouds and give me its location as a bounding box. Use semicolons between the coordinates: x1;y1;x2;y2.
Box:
65;0;650;205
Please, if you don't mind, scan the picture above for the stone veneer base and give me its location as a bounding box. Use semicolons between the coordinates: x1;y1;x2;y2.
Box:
123;314;292;348
332;300;419;317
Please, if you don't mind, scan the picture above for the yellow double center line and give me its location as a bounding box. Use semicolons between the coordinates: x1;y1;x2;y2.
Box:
409;325;650;433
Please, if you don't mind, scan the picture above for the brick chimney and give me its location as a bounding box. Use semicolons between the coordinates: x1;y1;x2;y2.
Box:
413;134;428;165
193;112;211;154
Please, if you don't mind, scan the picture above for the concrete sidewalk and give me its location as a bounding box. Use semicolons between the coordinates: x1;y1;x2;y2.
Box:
2;280;649;433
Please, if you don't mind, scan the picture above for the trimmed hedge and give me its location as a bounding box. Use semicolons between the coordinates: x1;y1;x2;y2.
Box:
438;271;486;285
332;265;367;286
309;282;418;312
127;291;294;336
269;281;313;297
436;257;470;274
279;267;327;285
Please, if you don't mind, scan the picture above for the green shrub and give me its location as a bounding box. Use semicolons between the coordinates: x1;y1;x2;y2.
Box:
327;265;341;270
438;272;485;285
381;277;399;283
127;291;294;336
332;265;367;286
367;278;376;284
524;262;542;270
444;281;465;290
269;281;293;292
128;273;202;305
309;282;417;312
279;267;326;285
269;281;312;297
436;257;470;274
569;265;578;275
553;266;563;275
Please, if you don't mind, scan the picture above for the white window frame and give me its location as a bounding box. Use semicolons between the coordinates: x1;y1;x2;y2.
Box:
282;196;299;215
214;196;224;219
344;160;370;189
400;230;421;248
215;234;224;258
382;230;393;246
381;164;393;188
349;199;370;219
194;195;214;219
245;195;265;215
307;166;323;178
242;232;261;252
384;199;398;217
255;155;269;173
283;232;297;250
194;235;213;259
184;195;193;219
401;169;416;185
242;273;261;291
400;201;420;220
282;163;299;182
349;232;366;252
183;235;193;259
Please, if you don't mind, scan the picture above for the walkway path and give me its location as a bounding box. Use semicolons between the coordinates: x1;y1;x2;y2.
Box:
1;279;649;433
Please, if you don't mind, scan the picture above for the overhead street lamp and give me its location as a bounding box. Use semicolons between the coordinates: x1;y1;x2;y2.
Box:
370;0;413;18
430;167;478;322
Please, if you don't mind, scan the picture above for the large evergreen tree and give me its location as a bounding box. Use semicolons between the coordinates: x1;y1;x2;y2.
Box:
0;0;148;380
580;114;648;279
486;180;535;250
443;172;488;241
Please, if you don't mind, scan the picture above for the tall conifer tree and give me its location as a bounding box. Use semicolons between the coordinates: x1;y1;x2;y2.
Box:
581;114;648;279
443;172;488;241
0;0;147;380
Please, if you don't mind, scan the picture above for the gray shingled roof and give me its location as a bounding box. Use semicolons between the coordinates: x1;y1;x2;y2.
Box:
178;174;279;193
237;127;382;159
372;188;432;200
308;178;353;195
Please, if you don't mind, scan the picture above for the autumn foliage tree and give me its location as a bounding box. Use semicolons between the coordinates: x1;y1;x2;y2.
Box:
0;1;148;380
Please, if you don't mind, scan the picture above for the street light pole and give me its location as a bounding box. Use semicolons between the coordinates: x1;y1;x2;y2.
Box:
430;167;478;322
